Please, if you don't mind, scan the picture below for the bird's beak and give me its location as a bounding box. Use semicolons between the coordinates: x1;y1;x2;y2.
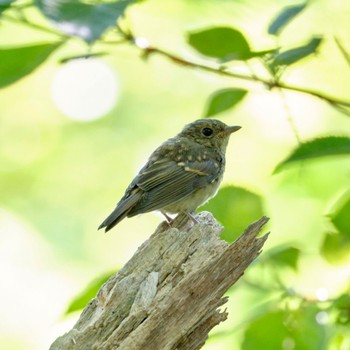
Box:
226;125;241;134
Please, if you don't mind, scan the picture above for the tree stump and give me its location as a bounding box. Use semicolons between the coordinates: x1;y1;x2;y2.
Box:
50;212;269;350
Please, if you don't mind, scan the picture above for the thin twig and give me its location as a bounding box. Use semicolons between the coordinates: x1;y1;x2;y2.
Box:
151;46;350;107
100;39;128;45
113;26;350;110
334;36;350;67
278;88;302;143
2;13;69;39
2;11;350;111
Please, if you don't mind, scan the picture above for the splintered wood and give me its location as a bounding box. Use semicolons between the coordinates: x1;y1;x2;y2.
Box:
50;212;269;350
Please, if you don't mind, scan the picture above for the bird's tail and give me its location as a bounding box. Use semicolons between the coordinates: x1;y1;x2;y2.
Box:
98;191;142;232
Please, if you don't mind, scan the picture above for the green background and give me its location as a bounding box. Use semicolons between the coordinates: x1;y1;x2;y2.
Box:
0;0;350;349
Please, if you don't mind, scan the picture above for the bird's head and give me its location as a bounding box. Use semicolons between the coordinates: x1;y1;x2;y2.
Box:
179;119;241;151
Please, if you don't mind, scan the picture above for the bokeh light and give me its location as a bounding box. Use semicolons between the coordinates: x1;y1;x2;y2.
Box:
1;0;350;349
51;59;119;121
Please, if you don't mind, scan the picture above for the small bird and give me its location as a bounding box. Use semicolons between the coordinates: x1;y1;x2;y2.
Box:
98;119;241;232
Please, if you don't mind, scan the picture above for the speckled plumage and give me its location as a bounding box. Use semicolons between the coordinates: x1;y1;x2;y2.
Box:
99;119;241;232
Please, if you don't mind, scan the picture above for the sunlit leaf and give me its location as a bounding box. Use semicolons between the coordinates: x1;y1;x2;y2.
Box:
65;271;115;314
330;194;350;236
0;42;61;88
289;305;329;348
200;186;264;243
188;27;254;61
242;306;326;350
321;231;350;265
274;137;350;173
204;88;247;117
334;294;350;325
334;294;350;311
0;0;15;14
265;246;300;270
330;101;350;117
271;37;322;68
36;0;133;44
242;311;288;350
268;3;307;35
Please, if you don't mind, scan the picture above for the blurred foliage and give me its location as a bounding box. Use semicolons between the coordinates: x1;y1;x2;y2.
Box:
269;36;322;71
274;137;350;173
36;0;133;43
204;88;247;118
188;26;266;61
321;231;350;265
263;245;301;271
1;0;350;349
330;194;350;236
268;3;307;35
201;186;264;243
0;0;15;14
321;192;350;265
0;42;61;88
65;271;115;315
242;306;327;350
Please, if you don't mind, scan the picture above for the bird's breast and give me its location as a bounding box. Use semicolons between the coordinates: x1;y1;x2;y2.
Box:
162;175;222;214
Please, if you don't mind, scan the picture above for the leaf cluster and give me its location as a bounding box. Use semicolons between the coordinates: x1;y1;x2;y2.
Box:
1;1;350;349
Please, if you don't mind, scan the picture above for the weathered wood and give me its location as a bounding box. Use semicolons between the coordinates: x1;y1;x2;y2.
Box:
50;212;269;350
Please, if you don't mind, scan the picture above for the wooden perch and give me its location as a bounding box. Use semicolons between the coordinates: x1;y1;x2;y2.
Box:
50;212;269;350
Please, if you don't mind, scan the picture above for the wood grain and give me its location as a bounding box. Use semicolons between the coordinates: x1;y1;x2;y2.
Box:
50;212;269;350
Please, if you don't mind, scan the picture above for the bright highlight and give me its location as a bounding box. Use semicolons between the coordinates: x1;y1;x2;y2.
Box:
52;59;119;121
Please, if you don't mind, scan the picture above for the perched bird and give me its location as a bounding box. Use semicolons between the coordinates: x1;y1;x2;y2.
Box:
98;119;241;232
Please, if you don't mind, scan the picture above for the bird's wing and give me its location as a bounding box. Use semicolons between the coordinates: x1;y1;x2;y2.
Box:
128;156;221;215
98;188;143;232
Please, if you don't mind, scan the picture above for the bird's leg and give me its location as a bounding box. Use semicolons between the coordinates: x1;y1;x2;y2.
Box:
161;211;174;226
184;211;198;224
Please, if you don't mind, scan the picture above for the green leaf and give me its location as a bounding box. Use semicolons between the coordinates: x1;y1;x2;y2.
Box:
334;294;350;324
200;186;264;243
242;306;327;350
204;88;247;117
334;294;350;310
242;311;289;350
65;271;115;314
188;27;254;61
0;0;15;14
0;42;61;88
268;3;307;35
274;137;350;173
265;246;300;270
321;231;350;265
271;37;322;68
36;0;133;44
330;194;350;236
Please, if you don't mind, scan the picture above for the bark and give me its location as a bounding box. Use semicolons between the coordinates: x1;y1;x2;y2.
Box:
50;212;269;350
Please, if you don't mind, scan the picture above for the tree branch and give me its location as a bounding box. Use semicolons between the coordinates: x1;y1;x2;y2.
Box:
4;10;350;112
1;13;69;39
50;212;269;350
112;27;350;111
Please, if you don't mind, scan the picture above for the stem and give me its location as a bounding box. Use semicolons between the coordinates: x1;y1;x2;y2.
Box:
114;26;350;110
334;36;350;67
2;13;69;39
278;88;302;143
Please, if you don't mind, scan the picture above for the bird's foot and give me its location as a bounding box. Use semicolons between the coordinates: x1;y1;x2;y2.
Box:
161;211;198;229
184;211;198;224
161;211;174;226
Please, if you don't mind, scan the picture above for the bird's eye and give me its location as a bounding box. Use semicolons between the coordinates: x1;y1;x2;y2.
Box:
202;127;213;137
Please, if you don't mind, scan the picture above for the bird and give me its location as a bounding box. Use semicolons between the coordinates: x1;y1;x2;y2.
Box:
98;119;241;232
